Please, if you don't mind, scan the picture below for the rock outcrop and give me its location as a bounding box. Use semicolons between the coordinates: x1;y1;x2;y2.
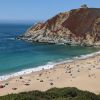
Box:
19;6;100;46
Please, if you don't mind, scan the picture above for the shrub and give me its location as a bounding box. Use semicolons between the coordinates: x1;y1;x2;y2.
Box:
0;87;100;100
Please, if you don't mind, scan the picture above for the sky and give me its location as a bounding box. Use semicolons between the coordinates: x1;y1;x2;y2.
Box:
0;0;99;23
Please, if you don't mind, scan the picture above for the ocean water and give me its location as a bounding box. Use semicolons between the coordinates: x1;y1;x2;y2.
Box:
0;23;100;78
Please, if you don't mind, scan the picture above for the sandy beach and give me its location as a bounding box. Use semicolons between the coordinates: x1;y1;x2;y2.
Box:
0;54;100;96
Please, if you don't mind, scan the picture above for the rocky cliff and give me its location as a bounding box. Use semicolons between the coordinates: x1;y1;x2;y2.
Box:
19;6;100;46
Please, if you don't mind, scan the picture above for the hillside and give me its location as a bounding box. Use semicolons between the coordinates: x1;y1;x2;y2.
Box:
0;87;100;100
19;6;100;46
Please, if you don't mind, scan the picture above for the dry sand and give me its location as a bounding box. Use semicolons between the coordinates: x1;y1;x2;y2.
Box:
0;55;100;96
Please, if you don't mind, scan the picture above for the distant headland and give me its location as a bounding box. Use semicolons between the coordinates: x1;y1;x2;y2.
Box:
18;5;100;47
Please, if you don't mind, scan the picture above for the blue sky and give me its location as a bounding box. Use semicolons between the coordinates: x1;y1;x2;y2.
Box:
0;0;99;22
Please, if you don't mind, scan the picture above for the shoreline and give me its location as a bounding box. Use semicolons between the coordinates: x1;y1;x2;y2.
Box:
0;50;100;81
0;51;100;96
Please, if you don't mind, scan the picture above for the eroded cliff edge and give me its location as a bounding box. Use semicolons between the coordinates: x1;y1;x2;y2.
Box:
19;7;100;46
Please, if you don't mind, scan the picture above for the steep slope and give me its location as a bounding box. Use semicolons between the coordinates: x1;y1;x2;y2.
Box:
19;7;100;46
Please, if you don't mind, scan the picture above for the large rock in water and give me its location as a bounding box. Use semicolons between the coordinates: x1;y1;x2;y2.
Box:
20;7;100;46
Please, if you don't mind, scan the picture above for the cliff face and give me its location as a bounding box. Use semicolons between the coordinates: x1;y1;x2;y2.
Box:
20;7;100;46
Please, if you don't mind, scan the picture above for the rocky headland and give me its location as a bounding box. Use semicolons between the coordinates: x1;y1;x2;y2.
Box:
19;5;100;46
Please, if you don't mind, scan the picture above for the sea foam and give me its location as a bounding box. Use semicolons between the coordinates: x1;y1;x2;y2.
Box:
0;63;55;81
0;50;100;81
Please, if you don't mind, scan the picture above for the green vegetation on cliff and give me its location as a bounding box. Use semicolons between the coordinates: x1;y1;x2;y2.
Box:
0;87;100;100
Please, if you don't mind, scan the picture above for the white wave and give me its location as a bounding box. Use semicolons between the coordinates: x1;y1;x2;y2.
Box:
7;37;15;40
0;63;56;81
0;50;100;81
79;51;100;59
50;50;100;65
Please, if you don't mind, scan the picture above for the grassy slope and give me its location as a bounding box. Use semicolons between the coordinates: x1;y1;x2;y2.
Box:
0;87;100;100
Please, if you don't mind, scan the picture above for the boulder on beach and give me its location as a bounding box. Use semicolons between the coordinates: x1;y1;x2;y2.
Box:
0;85;5;88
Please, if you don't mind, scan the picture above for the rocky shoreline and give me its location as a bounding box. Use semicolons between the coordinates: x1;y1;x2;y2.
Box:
18;6;100;47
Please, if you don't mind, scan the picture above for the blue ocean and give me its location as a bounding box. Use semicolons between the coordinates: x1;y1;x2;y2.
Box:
0;23;99;79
